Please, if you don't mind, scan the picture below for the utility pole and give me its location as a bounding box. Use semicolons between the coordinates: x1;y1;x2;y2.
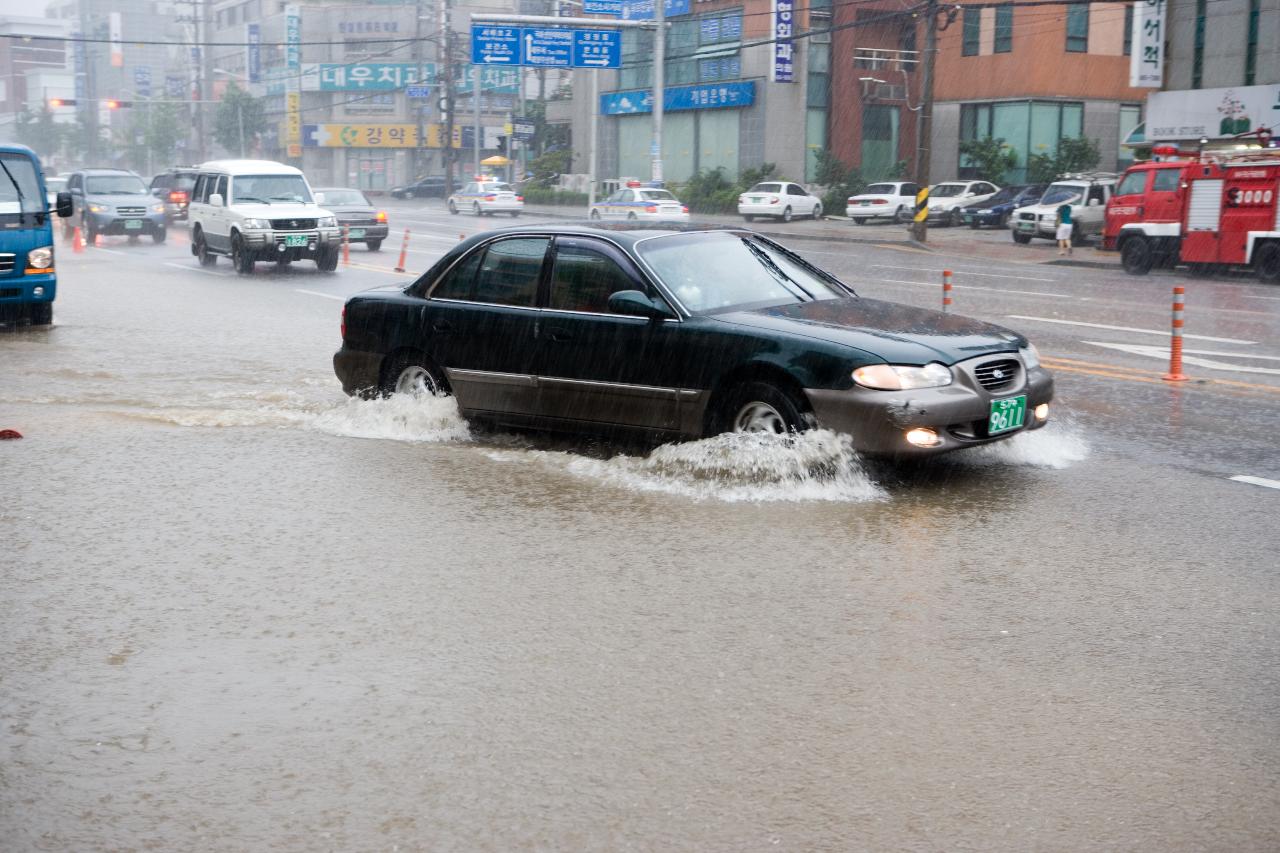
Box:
78;0;96;163
651;0;664;184
441;0;456;195
910;0;937;243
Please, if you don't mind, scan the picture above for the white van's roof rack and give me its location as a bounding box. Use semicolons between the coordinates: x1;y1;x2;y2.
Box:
1057;171;1119;182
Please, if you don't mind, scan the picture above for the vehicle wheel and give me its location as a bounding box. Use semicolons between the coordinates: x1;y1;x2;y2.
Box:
812;203;823;220
231;234;255;276
999;212;1010;228
949;208;963;227
316;247;339;273
84;217;97;246
894;206;911;224
193;228;217;266
366;239;382;252
781;206;793;223
152;229;166;244
510;211;520;218
851;217;864;226
1012;231;1032;245
743;214;754;222
1120;236;1154;275
29;302;52;326
276;257;292;271
627;212;638;220
381;352;450;398
128;235;140;244
968;221;980;229
590;209;601;220
472;202;482;216
448;200;458;215
1254;242;1280;283
717;381;812;436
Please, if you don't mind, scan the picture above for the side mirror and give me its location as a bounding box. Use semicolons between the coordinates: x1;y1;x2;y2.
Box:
608;289;675;320
55;191;73;218
209;193;224;208
1089;198;1101;207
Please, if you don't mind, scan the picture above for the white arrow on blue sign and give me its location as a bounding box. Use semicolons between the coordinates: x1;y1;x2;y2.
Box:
471;25;621;69
572;30;620;68
523;28;573;67
471;26;521;65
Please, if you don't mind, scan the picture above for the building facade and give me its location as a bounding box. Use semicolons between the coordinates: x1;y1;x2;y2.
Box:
0;15;71;131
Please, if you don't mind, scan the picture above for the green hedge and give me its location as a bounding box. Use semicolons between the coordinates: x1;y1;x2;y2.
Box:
521;186;589;207
674;163;777;214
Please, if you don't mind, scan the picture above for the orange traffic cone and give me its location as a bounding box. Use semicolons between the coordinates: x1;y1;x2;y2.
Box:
72;226;84;253
93;232;102;248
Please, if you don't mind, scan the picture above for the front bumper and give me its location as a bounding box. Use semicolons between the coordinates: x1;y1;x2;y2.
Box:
241;227;341;259
338;223;390;241
1014;218;1055;237
804;361;1055;456
846;205;897;219
0;271;56;320
334;347;384;397
88;212;166;235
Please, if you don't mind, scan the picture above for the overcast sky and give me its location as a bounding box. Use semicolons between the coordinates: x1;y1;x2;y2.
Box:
0;0;49;19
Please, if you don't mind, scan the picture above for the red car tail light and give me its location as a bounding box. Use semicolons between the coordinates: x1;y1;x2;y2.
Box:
681;205;689;213
169;190;188;202
770;196;780;205
645;205;658;213
485;195;496;201
871;199;887;204
516;195;524;201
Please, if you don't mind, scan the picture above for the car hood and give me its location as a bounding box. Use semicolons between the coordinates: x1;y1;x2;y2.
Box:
87;193;156;207
234;202;332;219
1017;200;1080;215
714;297;1025;364
325;205;376;216
964;198;1011;211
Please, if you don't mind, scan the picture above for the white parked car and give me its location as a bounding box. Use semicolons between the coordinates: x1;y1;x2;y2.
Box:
927;180;1000;226
187;159;342;275
447;180;523;216
1010;173;1117;244
737;181;822;222
846;181;920;224
589;185;689;222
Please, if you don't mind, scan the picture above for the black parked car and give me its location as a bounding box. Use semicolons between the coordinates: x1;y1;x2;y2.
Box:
334;224;1054;457
962;184;1046;229
389;176;447;200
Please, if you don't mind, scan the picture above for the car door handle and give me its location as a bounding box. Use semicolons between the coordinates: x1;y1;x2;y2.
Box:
547;329;573;342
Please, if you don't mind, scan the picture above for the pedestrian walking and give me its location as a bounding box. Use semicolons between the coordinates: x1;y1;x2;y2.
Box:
1056;202;1074;255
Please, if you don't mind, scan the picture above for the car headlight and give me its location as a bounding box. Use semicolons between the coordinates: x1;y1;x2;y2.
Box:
88;204;107;214
242;218;271;229
318;216;337;228
852;362;953;390
152;203;166;213
1019;343;1040;370
27;246;53;269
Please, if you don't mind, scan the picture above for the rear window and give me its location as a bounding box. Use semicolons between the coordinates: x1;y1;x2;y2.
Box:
639;190;677;202
865;183;897;195
318;189;369;205
748;183;782;193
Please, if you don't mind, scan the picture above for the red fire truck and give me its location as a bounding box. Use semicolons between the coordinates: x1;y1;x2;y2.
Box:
1106;143;1280;281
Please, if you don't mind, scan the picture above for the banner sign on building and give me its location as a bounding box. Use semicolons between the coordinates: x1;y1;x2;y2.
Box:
1147;84;1280;140
301;62;434;92
600;81;755;115
619;0;691;21
772;0;795;82
109;13;123;68
72;31;85;100
165;74;185;98
302;123;450;148
1129;0;1165;88
583;0;624;15
455;65;522;94
286;91;302;152
133;66;151;98
247;24;261;84
285;5;302;71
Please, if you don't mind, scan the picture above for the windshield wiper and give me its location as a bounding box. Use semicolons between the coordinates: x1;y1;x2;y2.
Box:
740;238;811;301
269;196;305;202
0;159;31;222
236;196;270;204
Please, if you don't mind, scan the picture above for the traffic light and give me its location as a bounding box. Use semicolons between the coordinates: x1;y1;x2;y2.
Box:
47;98;76;108
104;99;133;109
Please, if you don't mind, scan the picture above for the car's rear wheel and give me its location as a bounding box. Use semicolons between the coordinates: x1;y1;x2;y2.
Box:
743;214;754;222
781;206;793;223
382;353;450;398
851;217;864;226
590;209;601;220
717;381;812;436
812;203;823;219
472;202;482;216
1254;242;1280;283
1120;236;1154;275
895;206;911;223
231;234;255;276
366;239;382;252
448;200;458;215
194;228;217;266
1012;231;1032;244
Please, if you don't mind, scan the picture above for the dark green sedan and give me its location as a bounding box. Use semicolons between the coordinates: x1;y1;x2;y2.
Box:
334;224;1054;456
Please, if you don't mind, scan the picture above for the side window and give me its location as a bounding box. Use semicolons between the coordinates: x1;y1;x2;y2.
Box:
214;175;228;201
430;249;485;300
549;244;640;313
1087;185;1106;204
788;184;805;196
472;238;550;306
1151;170;1181;192
901;183;918;197
68;174;81;192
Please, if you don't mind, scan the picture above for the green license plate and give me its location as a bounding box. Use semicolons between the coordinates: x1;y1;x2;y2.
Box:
751;197;762;203
989;396;1027;435
1018;221;1035;231
124;219;142;230
283;234;309;247
347;228;365;238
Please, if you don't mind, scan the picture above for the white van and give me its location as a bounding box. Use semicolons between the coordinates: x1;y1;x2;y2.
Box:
188;159;341;274
1011;172;1117;244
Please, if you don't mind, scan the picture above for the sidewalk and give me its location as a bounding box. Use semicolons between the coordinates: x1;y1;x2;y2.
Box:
517;202;1122;270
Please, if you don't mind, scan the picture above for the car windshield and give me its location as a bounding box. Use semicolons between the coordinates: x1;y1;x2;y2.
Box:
638;231;847;315
232;174;312;204
986;187;1019;203
864;184;897;195
480;183;513;193
318;189;369;205
748;183;782;193
639;190;677;202
1041;184;1083;205
1018;186;1045;202
86;175;147;195
931;184;966;197
0;153;45;215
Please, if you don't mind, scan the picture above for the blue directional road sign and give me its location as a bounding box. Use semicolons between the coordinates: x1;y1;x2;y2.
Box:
572;30;621;69
582;0;624;14
523;28;573;68
471;25;521;66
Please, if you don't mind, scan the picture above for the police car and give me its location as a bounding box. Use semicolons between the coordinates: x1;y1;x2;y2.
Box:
589;182;690;222
447;179;524;217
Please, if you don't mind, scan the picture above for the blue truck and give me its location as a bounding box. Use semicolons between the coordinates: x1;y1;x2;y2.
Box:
0;143;72;326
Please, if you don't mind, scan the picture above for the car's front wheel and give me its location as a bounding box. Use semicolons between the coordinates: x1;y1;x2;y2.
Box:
473;202;482;216
153;228;166;244
231;234;255;276
316;247;339;273
1012;231;1032;244
812;203;823;219
1254;242;1280;283
29;302;52;326
716;381;812;436
382;352;450;398
948;208;963;227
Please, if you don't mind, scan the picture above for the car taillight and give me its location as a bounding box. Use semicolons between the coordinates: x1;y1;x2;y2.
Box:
340;305;346;339
169;190;187;202
645;205;658;213
376;210;387;222
516;195;523;202
485;195;496;201
871;199;887;204
770;196;780;205
681;205;688;213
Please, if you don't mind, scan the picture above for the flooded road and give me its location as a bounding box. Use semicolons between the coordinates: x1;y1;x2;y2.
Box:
3;223;1279;850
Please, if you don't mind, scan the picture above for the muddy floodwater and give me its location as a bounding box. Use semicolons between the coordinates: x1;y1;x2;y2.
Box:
3;257;1279;851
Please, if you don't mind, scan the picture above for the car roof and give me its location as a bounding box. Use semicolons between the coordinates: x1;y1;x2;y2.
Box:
196;159;305;177
458;222;743;247
80;168;137;176
313;186;366;193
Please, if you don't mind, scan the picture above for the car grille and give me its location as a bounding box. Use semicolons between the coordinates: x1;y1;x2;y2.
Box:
271;218;317;230
974;358;1021;392
1019;212;1036;222
0;287;20;297
0;254;14;273
116;206;147;216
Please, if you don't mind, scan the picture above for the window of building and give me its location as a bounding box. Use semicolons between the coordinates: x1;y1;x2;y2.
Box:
806;35;830;181
994;5;1013;53
1066;6;1088;52
1118;104;1141;169
1192;0;1206;88
1247;0;1260;85
962;7;981;56
900;23;917;71
620;29;654;89
1123;3;1133;55
960;100;1086;183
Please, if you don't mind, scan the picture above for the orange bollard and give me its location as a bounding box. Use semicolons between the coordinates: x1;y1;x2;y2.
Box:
1164;285;1189;382
342;224;350;267
71;226;84;253
942;269;953;313
393;228;411;273
93;232;102;248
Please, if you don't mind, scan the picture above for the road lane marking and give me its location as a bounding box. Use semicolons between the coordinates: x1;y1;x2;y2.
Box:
876;278;1070;299
1083;341;1280;375
1042;356;1280;396
1229;475;1280;490
1007;315;1257;344
871;264;1057;282
295;289;345;301
163;261;233;277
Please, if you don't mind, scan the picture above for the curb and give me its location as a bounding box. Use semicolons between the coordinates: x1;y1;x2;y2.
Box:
1044;258;1122;271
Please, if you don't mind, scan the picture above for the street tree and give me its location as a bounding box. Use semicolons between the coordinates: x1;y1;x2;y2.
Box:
958;137;1018;184
1028;136;1102;183
121;103;186;173
14;107;67;162
213;83;266;156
